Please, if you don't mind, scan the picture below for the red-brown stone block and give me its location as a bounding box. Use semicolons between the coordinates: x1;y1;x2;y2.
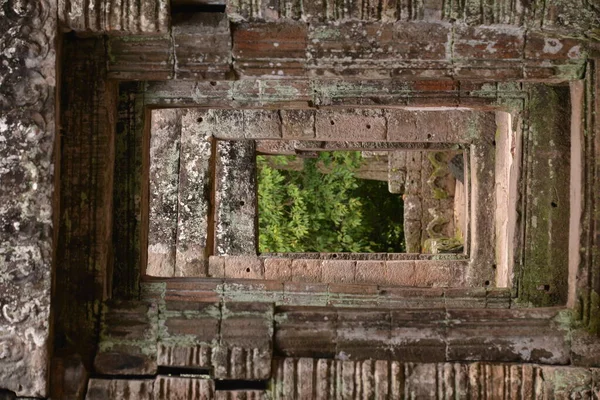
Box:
264;258;293;281
224;256;264;279
355;261;387;285
291;259;323;282
316;109;386;141
233;22;307;78
321;260;356;284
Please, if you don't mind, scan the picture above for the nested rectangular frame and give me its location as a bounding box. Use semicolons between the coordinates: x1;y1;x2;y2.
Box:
142;107;510;290
109;78;588;308
254;140;471;257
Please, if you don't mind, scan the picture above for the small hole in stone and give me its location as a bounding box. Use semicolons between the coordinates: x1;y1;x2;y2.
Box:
484;280;490;287
551;201;557;208
210;81;217;86
492;264;497;270
330;120;335;125
544;284;551;291
492;140;496;147
333;254;338;259
240;201;245;206
197;117;203;123
246;268;250;273
366;124;371;129
427;133;432;139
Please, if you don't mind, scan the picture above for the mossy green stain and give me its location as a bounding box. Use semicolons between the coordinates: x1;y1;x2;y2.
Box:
518;85;571;307
588;290;600;334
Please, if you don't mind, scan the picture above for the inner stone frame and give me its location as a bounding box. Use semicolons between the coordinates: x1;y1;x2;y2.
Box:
111;80;579;308
254;146;467;255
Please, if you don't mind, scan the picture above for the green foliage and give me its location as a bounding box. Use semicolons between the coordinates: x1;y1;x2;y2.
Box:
257;151;404;253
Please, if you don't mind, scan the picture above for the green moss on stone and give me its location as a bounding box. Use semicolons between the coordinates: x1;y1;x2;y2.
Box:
588;290;600;334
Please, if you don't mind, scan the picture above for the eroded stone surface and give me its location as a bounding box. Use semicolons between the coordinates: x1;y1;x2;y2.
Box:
271;359;600;399
0;0;56;393
215;141;258;256
147;109;181;277
176;111;212;277
59;0;169;34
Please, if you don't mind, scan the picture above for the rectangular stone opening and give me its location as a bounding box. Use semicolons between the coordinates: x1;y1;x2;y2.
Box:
142;107;530;290
256;149;468;255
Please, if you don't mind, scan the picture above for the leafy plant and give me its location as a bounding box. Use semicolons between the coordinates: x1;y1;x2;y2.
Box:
257;151;405;253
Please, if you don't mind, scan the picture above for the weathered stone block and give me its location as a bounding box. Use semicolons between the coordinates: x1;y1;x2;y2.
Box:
336;310;391;360
94;301;158;375
172;13;232;80
216;303;274;379
446;309;570;364
233;22;307;78
388;151;406;194
453;26;524;60
244;110;282;139
208;256;226;277
389;310;446;362
224;256;264;279
355;261;387;285
206;110;245;140
392;22;449;60
291;259;323;282
385;260;416;286
524;33;585;61
281;110;315;139
316;109;386;141
321;260;356;284
264;258;293;281
215;141;258;255
108;36;173;80
413;260;467;287
154;376;214;400
274;308;337;358
147;109;181;277
85;379;154;400
176;116;212;277
571;330;600;367
60;0;169;34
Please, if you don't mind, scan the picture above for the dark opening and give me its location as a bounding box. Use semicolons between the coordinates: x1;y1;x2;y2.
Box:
157;366;212;377
257;149;468;254
215;380;268;391
257;151;405;253
171;0;226;14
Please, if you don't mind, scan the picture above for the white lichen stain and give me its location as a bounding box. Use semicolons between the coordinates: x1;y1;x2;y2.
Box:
543;38;563;54
567;45;581;59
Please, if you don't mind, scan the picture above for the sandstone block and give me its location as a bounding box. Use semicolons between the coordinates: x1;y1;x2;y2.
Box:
244;110;282;139
281;110;315;139
453;25;524;60
315;109;386;141
224;256;264;279
215;140;258;255
291;259;323;283
264;258;293;281
321;260;356;284
413;260;467;287
208;256;226;277
385;261;416;286
355;261;387;285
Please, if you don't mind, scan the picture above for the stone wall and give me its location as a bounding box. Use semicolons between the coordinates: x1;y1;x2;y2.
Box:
0;0;56;395
0;0;598;397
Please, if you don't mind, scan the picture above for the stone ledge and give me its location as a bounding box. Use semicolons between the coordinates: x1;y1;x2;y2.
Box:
208;256;469;287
